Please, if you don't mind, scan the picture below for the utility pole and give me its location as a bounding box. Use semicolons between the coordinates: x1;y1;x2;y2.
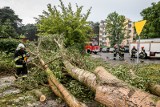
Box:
137;36;140;63
134;20;146;64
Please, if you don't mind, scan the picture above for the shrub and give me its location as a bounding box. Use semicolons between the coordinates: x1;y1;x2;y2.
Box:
0;52;15;74
0;39;19;54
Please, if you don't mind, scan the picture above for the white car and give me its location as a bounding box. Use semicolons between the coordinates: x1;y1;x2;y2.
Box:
101;47;107;52
109;48;114;53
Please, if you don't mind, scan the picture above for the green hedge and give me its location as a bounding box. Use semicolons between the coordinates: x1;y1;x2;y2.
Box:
0;52;15;73
0;39;19;54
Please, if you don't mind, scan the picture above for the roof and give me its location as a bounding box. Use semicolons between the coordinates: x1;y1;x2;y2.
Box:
136;38;160;42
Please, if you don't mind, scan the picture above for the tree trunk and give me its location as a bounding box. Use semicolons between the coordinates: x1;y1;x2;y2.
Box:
63;60;97;91
63;60;160;107
32;90;46;102
94;66;160;107
48;78;63;98
39;58;87;107
54;39;160;106
129;69;160;97
149;84;160;97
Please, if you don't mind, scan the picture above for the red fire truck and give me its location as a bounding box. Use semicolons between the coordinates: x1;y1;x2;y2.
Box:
85;42;100;54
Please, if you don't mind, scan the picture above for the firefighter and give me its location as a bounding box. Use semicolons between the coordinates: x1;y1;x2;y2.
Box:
119;45;125;60
113;44;118;60
139;46;146;59
14;43;29;79
131;46;137;58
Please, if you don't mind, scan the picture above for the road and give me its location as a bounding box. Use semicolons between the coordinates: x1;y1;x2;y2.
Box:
92;52;160;65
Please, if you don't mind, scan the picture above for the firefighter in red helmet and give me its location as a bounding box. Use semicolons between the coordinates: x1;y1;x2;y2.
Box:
113;44;118;60
119;44;125;60
131;46;137;58
139;46;146;59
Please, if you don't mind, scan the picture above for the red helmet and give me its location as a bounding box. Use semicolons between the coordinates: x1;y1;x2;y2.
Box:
114;44;117;48
121;45;124;47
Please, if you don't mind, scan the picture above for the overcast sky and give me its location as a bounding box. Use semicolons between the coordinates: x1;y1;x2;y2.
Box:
0;0;159;24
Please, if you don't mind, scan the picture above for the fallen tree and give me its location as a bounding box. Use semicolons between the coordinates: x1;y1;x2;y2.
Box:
53;36;160;107
28;41;87;107
27;35;160;107
32;89;46;102
149;84;160;97
94;66;160;107
63;60;97;91
63;60;160;107
129;69;160;97
39;58;87;107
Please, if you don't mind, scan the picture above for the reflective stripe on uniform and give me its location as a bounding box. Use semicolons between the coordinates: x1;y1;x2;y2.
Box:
23;54;26;57
14;56;22;62
14;74;19;78
22;75;27;78
16;65;23;68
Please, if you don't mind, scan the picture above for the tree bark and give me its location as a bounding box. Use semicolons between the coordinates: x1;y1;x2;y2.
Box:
129;69;160;97
39;58;87;107
48;78;63;99
94;66;160;107
54;38;160;106
32;89;46;102
63;60;97;92
149;84;160;97
63;60;160;107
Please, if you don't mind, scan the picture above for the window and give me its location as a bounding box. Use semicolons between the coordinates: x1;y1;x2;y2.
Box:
128;24;132;28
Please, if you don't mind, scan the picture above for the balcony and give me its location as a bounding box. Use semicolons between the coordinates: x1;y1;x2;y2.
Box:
102;35;106;38
102;40;106;43
99;38;102;41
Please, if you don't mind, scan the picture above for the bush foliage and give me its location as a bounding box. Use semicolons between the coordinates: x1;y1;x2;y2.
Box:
0;52;15;74
0;39;19;54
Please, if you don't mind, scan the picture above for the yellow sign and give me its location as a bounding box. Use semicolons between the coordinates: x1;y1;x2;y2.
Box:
134;20;146;36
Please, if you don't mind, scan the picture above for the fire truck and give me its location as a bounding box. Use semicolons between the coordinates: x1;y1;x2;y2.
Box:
85;42;100;54
129;38;160;58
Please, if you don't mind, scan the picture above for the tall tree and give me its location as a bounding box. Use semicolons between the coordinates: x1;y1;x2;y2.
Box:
140;1;160;38
0;19;18;37
88;21;99;44
105;12;126;47
21;24;38;41
36;0;91;48
0;7;22;38
89;21;99;37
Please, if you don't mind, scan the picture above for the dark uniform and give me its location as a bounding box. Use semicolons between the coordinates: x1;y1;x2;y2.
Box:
113;46;118;60
139;47;146;59
119;46;125;60
131;47;137;58
14;44;29;78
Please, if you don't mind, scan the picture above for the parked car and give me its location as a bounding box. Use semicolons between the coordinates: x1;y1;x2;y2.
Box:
124;46;129;53
109;48;114;53
101;47;110;52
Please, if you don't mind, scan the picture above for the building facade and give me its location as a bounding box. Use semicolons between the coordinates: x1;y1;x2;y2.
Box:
99;20;110;47
122;18;136;46
99;19;136;47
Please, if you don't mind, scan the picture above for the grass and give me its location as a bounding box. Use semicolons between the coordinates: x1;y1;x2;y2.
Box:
0;52;15;76
1;49;160;106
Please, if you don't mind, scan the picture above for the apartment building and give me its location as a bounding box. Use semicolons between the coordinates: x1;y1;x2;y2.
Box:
122;18;136;46
99;19;136;47
99;20;110;47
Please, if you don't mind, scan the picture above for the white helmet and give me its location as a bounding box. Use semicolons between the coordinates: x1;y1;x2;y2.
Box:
16;43;25;50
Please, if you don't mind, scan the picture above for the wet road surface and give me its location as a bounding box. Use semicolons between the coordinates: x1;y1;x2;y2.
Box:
92;52;160;65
